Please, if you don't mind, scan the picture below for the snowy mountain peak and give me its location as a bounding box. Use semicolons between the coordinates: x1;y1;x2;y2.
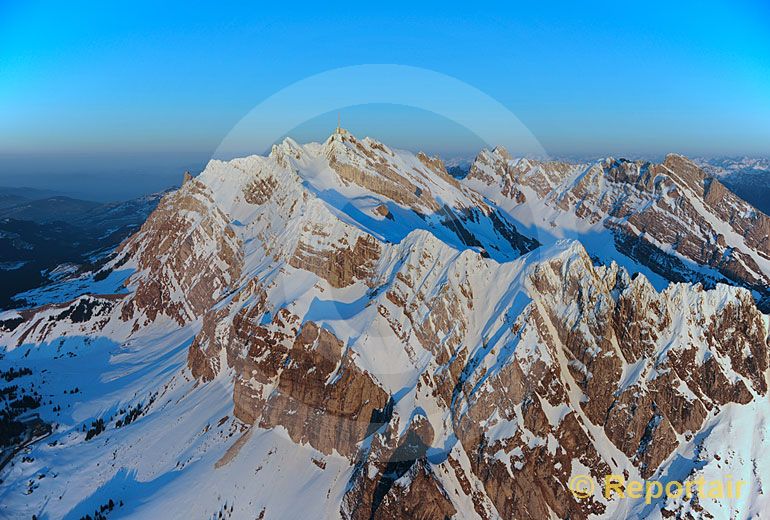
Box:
465;148;770;312
1;135;769;519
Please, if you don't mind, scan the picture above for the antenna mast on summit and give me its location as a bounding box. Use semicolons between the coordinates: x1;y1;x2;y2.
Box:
337;112;341;133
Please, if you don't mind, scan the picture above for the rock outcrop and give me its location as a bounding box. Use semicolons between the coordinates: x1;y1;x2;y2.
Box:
3;131;770;519
466;150;770;311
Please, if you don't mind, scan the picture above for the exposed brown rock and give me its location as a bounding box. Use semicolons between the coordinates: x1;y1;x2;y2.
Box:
195;306;389;459
119;180;242;327
373;203;393;220
258;321;388;457
470;150;770;311
372;459;457;520
527;243;769;479
244;174;279;205
290;231;380;288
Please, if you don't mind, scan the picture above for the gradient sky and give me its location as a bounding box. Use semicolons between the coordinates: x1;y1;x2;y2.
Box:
1;1;769;198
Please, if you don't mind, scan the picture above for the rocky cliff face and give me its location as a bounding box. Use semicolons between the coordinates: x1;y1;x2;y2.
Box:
466;150;770;312
1;131;769;519
117;179;243;328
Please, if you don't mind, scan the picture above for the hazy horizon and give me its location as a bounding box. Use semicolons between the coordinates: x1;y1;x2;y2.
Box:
4;2;770;200
2;105;770;203
3;2;770;191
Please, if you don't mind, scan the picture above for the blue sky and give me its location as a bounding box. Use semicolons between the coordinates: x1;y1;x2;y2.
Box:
1;1;769;198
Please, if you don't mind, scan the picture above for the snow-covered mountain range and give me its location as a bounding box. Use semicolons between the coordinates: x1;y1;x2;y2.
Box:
693;157;770;216
1;129;768;519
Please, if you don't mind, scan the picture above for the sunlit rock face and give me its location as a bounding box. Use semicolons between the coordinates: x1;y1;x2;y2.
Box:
2;131;769;519
466;150;770;312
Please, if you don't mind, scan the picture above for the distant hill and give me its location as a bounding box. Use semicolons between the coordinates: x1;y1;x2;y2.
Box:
0;186;69;210
0;196;102;222
0;186;67;200
0;190;168;309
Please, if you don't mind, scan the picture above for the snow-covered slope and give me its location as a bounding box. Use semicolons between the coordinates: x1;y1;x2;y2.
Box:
465;149;770;312
1;131;768;520
693;156;770;216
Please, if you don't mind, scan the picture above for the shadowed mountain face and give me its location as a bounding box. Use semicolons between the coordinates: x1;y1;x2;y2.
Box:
0;133;769;519
466;150;770;312
694;157;770;216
